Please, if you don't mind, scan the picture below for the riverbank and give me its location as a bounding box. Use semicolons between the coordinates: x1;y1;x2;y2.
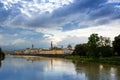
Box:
65;55;120;65
11;54;120;65
11;54;70;58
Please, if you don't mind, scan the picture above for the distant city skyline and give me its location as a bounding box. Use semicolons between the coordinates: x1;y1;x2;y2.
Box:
0;0;120;50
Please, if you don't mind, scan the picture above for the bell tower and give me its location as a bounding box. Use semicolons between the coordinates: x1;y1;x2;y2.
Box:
32;44;34;49
51;41;53;49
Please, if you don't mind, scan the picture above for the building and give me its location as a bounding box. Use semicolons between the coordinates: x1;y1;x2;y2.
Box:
14;42;73;55
14;50;24;54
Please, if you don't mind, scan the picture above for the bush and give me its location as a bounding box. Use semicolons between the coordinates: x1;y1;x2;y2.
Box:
72;44;87;56
99;46;113;57
0;48;5;60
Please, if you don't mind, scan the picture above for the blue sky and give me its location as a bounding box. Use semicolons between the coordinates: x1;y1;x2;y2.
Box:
0;0;120;50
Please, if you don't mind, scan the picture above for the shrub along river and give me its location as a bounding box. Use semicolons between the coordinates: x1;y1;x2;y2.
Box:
0;55;120;80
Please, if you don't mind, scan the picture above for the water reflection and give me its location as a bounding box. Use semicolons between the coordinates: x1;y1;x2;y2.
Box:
73;61;120;80
14;56;77;75
0;56;120;80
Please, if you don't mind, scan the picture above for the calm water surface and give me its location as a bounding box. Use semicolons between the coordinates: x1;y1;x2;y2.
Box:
0;56;120;80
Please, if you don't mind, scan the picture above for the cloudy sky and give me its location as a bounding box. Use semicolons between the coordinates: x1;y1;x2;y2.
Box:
0;0;120;50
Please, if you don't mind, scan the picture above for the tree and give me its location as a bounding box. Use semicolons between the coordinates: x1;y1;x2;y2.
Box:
87;33;100;58
72;44;87;56
98;36;113;57
99;46;113;57
0;48;5;61
113;34;120;56
98;36;111;47
0;48;5;68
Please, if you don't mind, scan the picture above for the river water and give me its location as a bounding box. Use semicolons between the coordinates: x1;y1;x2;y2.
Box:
0;56;120;80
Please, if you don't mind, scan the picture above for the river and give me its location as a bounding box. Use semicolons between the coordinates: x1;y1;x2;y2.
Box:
0;55;120;80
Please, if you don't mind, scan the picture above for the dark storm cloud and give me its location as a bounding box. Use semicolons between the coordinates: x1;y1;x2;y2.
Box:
52;0;107;18
0;0;120;29
26;13;65;28
89;4;120;19
27;0;120;28
52;0;120;26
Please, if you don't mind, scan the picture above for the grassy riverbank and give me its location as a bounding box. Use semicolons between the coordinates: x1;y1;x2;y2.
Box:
11;54;120;65
65;55;120;65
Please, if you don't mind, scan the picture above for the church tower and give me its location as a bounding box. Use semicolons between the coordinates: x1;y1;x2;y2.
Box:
51;41;53;49
32;44;34;49
67;44;72;50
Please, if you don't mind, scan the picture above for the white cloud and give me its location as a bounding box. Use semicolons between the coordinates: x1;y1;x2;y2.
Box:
1;0;20;10
36;19;120;47
1;0;73;16
0;35;11;46
13;33;18;37
0;35;3;40
107;0;120;9
12;38;25;45
108;0;120;3
20;8;32;18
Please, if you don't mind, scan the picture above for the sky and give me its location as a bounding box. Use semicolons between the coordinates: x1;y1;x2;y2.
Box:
0;0;120;50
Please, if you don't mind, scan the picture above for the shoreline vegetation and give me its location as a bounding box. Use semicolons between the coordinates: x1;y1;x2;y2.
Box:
65;55;120;65
0;48;5;62
11;54;120;65
64;33;120;65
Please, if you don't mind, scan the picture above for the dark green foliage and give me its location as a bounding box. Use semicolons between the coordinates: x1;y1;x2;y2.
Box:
72;44;87;56
73;33;114;58
87;34;114;58
87;33;100;58
66;33;120;65
99;46;113;57
98;36;113;57
0;48;5;68
73;33;116;58
113;34;120;56
0;48;5;61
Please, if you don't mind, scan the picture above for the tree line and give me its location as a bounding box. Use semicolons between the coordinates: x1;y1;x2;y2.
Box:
72;33;120;58
0;48;5;61
0;48;5;67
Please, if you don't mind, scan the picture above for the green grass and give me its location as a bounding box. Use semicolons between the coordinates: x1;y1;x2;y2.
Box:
65;55;93;62
65;55;120;65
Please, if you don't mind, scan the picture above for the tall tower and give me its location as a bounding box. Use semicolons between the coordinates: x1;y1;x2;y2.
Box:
0;47;1;51
51;41;53;49
32;44;34;49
